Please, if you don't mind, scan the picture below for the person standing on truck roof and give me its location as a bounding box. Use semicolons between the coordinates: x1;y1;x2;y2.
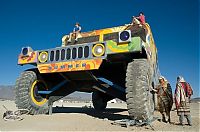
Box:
68;22;82;42
132;12;146;27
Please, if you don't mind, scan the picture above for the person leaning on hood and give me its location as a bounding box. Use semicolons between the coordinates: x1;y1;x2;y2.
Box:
154;76;173;123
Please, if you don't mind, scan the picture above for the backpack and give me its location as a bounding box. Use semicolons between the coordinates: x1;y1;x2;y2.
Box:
181;82;193;97
186;83;193;97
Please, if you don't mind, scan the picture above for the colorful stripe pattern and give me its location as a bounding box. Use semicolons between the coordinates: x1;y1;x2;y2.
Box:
70;25;142;54
106;37;141;54
18;51;37;65
18;23;158;74
37;58;103;73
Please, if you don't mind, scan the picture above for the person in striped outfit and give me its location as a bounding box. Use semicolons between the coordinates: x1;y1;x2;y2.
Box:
175;76;193;126
155;76;173;123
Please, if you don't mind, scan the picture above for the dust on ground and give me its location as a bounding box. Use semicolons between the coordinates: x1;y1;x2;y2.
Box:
0;100;199;131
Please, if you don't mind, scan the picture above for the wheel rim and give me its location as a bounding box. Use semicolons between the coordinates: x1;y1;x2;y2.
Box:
31;80;48;106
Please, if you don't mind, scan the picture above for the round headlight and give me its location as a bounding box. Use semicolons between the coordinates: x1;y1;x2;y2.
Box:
92;44;105;57
38;51;48;63
120;30;130;41
22;47;28;56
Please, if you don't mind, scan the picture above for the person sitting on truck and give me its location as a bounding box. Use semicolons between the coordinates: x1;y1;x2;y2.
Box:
68;22;82;42
132;12;146;26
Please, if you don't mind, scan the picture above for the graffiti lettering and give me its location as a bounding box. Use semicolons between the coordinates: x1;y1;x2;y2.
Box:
48;63;87;71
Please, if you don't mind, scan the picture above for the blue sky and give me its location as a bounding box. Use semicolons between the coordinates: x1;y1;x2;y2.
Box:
0;0;199;97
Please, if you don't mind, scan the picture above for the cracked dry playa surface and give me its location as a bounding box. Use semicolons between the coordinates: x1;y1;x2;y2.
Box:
0;100;199;131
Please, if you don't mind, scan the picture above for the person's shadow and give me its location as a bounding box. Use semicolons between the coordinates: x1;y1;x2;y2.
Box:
52;106;129;121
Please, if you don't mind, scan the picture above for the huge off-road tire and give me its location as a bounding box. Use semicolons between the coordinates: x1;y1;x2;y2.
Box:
15;70;49;115
126;59;154;121
92;91;107;110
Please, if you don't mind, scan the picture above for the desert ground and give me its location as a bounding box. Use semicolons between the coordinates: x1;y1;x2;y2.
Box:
0;100;199;131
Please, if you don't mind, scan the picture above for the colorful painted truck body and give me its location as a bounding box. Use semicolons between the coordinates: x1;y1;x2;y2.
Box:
16;22;159;121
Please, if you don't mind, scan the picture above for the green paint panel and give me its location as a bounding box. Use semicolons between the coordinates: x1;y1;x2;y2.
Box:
128;37;141;51
106;37;141;54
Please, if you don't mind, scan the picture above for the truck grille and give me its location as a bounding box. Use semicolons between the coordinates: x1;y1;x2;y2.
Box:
49;45;90;62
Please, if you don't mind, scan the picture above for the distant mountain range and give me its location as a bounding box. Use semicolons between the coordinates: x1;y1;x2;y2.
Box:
0;85;199;102
0;85;91;101
0;85;15;100
190;97;200;103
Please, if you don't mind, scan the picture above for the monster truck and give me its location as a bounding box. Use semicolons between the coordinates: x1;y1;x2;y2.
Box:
15;21;159;121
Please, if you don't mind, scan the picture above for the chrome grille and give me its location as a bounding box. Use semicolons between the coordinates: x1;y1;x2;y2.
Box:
49;45;90;62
